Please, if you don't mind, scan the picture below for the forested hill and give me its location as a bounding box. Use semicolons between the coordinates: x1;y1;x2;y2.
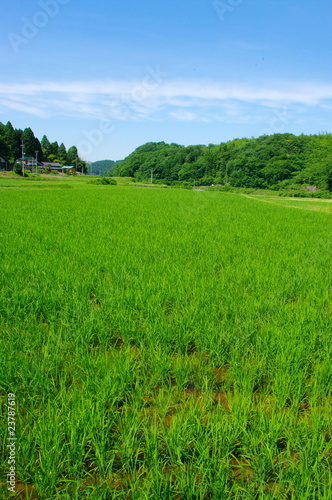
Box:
114;133;332;191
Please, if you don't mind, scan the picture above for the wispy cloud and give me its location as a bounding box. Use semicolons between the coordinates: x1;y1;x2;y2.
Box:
169;110;199;121
0;98;49;117
0;79;332;123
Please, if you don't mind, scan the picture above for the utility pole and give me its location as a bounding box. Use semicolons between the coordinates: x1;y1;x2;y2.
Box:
35;150;38;176
76;157;78;173
21;141;25;177
151;169;153;184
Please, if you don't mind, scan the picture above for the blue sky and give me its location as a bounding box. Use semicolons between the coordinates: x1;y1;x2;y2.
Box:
1;0;332;161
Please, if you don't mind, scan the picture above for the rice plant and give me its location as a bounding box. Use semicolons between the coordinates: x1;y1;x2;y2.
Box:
1;180;332;499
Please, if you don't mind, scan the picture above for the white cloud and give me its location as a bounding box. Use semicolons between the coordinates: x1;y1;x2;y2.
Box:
0;78;332;123
0;98;49;117
169;110;198;121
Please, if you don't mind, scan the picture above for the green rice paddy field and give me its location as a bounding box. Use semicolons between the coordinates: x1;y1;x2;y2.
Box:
1;180;332;499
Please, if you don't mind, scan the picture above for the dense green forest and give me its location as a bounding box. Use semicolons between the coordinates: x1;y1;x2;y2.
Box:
113;133;332;191
0;121;86;172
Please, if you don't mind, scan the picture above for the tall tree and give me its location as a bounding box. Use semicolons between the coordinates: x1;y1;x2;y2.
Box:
50;141;59;157
0;123;10;158
3;122;21;163
67;146;78;166
41;135;52;158
22;128;37;157
21;127;43;163
57;143;68;164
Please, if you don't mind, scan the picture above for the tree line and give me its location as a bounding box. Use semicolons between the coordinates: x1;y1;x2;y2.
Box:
0;121;86;171
112;133;332;191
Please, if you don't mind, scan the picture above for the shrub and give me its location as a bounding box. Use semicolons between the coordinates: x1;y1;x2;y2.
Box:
311;190;332;199
200;175;214;186
14;163;23;176
93;177;117;185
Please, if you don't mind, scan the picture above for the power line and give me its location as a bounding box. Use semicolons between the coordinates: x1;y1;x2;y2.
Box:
35;150;38;176
21;141;25;177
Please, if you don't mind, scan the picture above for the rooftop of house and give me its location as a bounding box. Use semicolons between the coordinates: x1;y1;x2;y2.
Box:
16;156;37;161
41;162;63;167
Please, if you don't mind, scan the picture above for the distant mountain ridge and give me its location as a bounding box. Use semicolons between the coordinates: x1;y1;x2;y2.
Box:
90;160;115;175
